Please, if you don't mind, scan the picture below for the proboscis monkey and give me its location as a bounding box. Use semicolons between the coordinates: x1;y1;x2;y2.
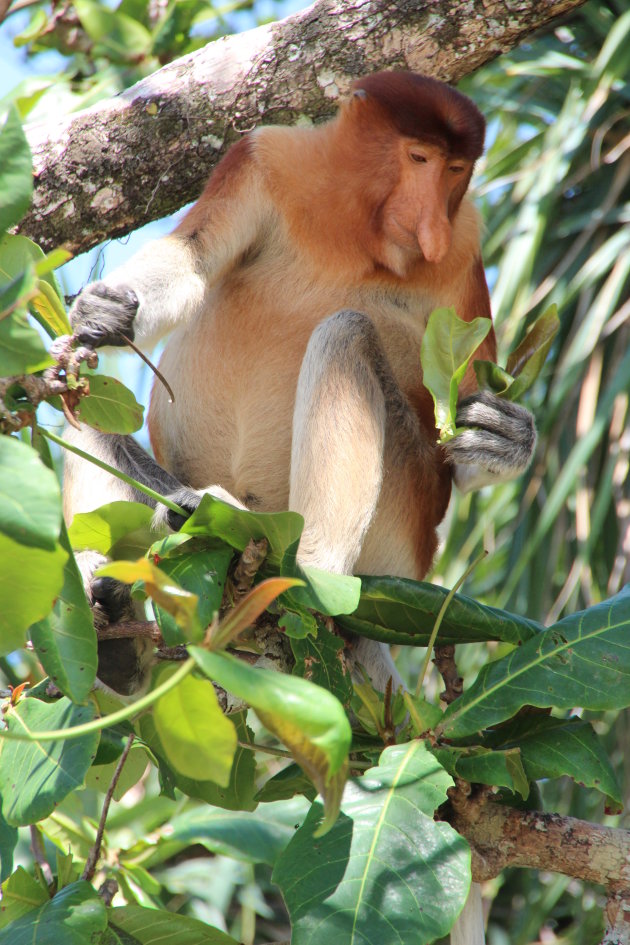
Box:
65;71;536;943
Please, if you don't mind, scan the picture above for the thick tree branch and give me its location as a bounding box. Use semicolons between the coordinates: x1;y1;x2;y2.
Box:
447;789;630;891
20;0;585;255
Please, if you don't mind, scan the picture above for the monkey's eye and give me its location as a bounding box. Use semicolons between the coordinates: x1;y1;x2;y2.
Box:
449;164;465;174
410;152;427;164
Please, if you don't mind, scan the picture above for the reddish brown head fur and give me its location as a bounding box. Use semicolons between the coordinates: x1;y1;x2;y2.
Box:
351;71;485;161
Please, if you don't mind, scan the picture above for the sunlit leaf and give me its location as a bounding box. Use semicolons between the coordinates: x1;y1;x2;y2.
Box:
273;742;470;945
190;647;351;834
0;436;61;550
75;374;144;434
154;673;237;786
440;587;630;738
0;699;99;826
421;307;492;441
0;108;32;233
108;904;239;944
0;881;106;945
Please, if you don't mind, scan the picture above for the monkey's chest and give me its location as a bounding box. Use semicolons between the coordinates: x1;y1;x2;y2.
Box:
148;279;436;506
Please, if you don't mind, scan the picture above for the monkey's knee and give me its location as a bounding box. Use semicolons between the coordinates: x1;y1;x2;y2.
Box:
307;309;382;363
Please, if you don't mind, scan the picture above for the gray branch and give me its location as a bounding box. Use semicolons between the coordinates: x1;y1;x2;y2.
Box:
20;0;585;256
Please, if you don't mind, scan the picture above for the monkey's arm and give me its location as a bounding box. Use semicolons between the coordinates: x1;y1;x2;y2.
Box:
70;136;270;348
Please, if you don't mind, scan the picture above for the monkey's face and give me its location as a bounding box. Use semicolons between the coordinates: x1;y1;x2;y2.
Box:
381;139;472;266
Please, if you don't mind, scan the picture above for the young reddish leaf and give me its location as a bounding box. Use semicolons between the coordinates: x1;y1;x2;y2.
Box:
211;577;303;648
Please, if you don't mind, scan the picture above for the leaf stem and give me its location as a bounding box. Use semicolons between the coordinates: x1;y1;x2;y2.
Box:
415;550;488;697
0;658;195;742
38;426;185;515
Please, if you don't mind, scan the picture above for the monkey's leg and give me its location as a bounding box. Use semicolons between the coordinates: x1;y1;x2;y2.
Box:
289;309;409;692
289;309;387;575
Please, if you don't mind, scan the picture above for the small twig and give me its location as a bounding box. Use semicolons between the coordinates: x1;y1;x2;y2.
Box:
121;333;175;404
98;878;119;906
226;538;269;609
82;734;135;883
433;644;463;705
238;739;292;759
30;826;53;887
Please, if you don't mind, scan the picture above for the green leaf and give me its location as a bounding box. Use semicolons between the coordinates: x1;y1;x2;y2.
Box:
0;108;32;233
0;532;66;656
291;619;354;706
421;307;492;441
273;742;470;945
0;812;18;883
503;303;560;399
136;801;295;867
279;607;317;639
85;743;149;800
55;849;78;890
0;867;48;929
68;500;155;556
484;714;622;803
74;0;152;59
75;374;144;434
288;563;361;617
29;279;72;339
181;492;303;568
190;647;351;834
0;880;106;945
138;710;258;812
0;266;36;317
0;698;99;826
431;745;530;799
0;436;61;550
440;587;630;739
152;547;232;645
255;762;317;803
0;310;54;375
337;575;542;646
154;673;237;786
29;519;97;703
99;558;200;637
473;359;515;395
108;904;239;944
0;234;70;337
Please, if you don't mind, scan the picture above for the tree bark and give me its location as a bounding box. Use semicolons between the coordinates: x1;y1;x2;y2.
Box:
20;0;586;256
450;801;630;889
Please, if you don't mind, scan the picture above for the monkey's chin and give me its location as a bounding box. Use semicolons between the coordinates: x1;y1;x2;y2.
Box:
378;240;422;278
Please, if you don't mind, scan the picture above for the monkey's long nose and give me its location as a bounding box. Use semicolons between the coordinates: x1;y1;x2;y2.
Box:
417;215;452;264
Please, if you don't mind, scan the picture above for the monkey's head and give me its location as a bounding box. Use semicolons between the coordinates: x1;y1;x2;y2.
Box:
341;71;486;268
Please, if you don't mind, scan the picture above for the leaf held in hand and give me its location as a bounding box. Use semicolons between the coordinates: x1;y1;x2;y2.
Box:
421;307;492;441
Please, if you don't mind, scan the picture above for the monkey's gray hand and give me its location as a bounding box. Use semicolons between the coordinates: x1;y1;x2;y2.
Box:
445;390;536;493
70;282;139;347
